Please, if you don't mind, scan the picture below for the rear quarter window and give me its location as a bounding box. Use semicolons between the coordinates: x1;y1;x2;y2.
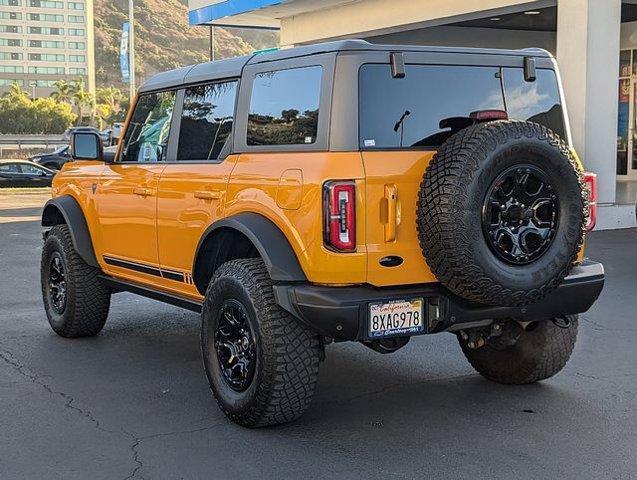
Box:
247;66;322;146
359;64;565;149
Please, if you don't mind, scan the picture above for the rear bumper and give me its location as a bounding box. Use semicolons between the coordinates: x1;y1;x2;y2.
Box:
273;260;605;341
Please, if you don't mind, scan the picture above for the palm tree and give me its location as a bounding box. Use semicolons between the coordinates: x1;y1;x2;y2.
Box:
69;77;95;125
50;80;72;104
3;81;30;102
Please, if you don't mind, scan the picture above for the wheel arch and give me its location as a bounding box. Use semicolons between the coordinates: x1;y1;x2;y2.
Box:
42;196;99;268
192;213;307;295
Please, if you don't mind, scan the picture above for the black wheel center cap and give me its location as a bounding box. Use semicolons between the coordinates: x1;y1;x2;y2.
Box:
214;299;256;392
482;165;559;265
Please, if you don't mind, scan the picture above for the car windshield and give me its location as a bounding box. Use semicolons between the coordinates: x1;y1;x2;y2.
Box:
52;145;68;154
359;64;566;149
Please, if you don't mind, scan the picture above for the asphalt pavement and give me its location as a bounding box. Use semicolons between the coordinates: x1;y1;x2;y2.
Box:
0;194;635;480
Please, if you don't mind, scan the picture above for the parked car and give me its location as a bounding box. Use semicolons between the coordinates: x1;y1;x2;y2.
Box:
0;160;55;188
30;145;72;170
62;126;112;144
40;40;604;428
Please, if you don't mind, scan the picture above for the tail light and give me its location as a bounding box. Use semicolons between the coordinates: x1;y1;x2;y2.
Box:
583;172;597;231
323;180;356;252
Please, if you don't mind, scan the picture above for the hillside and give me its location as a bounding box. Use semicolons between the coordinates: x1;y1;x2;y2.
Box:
93;0;279;89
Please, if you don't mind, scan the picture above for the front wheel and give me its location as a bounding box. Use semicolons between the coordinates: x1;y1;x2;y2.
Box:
201;259;321;427
41;224;111;337
458;316;578;384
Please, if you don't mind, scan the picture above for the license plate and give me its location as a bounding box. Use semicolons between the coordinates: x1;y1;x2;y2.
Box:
368;298;425;338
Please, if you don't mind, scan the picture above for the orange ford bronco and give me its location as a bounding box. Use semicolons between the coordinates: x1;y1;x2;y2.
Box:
41;40;604;427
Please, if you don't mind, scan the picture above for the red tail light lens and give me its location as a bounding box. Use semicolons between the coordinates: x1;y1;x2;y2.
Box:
583;172;597;231
323;181;356;252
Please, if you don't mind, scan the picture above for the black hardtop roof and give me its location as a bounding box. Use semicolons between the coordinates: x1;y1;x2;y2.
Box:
138;39;552;93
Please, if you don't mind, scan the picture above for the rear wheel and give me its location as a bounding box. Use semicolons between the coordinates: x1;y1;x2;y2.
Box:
41;224;111;337
201;258;321;427
458;316;578;384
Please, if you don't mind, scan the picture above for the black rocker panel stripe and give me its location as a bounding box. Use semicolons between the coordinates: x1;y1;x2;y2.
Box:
103;255;186;283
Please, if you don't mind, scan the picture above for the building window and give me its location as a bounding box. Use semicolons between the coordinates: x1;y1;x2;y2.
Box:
69;67;85;74
68;41;84;49
247;66;322;146
36;79;56;87
178;80;238;160
29;39;64;48
68;28;84;36
68;54;84;62
0;38;21;46
0;0;21;5
0;25;21;33
28;66;65;74
0;66;24;73
29;0;64;7
0;12;21;19
67;15;83;22
28;26;64;35
29;53;65;61
0;79;24;85
0;52;22;60
28;13;64;21
67;1;84;9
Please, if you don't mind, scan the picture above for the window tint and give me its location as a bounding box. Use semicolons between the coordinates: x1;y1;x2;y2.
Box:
247;66;322;146
0;163;19;173
502;68;565;139
359;65;505;149
120;91;176;162
177;80;237;161
19;163;45;175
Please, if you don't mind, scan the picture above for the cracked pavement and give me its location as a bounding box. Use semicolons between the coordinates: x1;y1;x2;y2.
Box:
0;195;636;479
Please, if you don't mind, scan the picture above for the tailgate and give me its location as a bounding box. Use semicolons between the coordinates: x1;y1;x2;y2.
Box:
362;151;439;286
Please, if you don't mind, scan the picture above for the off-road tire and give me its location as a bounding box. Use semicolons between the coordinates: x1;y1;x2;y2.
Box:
417;121;586;307
41;224;110;337
201;258;321;427
459;316;578;384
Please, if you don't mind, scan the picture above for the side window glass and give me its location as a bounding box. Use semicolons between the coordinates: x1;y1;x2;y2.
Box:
0;163;20;173
247;66;322;146
177;80;238;161
19;163;43;174
120;90;176;162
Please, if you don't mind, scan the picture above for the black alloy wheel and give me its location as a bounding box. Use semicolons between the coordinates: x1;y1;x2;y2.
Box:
482;164;559;265
214;299;257;392
48;253;67;314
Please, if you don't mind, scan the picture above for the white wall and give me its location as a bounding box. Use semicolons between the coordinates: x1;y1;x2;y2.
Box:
366;25;556;52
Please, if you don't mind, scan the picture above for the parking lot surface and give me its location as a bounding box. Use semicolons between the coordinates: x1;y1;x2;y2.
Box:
0;195;635;480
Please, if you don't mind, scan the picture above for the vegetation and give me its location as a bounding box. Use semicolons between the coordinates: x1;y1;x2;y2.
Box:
0;83;76;134
93;0;279;89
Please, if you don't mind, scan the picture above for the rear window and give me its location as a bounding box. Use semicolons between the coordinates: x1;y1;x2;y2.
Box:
359;64;565;149
247;66;322;146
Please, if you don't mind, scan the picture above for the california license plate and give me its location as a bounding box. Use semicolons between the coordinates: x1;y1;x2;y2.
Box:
368;298;425;338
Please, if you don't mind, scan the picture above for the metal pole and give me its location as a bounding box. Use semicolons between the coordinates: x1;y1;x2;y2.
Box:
128;0;136;101
211;25;215;61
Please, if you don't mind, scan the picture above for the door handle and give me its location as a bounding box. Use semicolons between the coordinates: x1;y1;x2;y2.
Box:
194;190;221;200
133;187;154;196
384;184;398;242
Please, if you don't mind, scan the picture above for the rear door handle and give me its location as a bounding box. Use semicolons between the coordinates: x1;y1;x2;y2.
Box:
133;187;154;196
194;190;221;200
384;184;398;242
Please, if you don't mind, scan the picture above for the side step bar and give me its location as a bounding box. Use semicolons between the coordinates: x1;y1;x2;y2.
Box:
99;275;203;313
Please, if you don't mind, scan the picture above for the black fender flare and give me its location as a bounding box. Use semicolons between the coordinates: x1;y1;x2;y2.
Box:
193;212;307;285
42;196;99;268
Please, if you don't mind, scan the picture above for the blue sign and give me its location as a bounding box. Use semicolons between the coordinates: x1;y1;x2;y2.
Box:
120;22;130;83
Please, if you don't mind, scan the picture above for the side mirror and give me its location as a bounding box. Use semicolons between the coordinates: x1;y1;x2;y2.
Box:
70;131;103;161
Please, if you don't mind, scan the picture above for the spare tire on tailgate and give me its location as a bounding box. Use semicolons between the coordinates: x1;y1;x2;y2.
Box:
417;120;586;307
